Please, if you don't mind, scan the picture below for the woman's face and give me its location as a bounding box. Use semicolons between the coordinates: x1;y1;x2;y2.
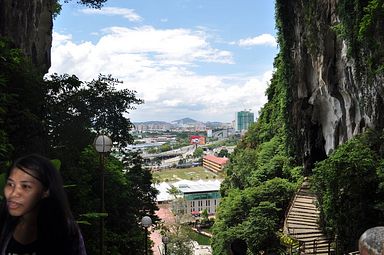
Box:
4;167;48;217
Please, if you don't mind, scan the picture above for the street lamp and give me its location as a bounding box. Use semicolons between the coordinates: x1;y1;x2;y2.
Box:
162;235;169;255
141;216;152;255
94;134;112;255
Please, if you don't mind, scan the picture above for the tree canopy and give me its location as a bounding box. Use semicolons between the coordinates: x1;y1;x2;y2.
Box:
211;52;302;254
311;130;384;252
0;37;157;254
62;0;107;8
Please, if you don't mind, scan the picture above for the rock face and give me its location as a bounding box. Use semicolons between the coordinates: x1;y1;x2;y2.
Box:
284;0;384;171
359;227;384;255
0;0;54;74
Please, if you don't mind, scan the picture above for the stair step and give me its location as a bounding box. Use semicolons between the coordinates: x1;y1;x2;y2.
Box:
289;207;319;212
297;192;315;197
305;249;335;255
291;200;316;205
288;212;319;218
292;202;317;207
298;236;331;243
294;196;316;202
288;220;318;226
287;226;319;230
289;210;319;216
288;213;318;219
288;217;318;222
288;221;318;226
292;198;315;203
288;216;318;221
302;243;334;248
298;193;313;197
284;180;333;255
289;231;324;236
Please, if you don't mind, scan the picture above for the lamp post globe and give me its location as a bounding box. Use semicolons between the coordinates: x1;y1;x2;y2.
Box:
141;216;152;227
94;135;113;153
161;235;169;244
162;236;169;255
141;216;152;255
93;134;112;255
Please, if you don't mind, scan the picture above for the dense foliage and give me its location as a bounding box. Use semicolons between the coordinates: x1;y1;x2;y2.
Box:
211;2;306;253
0;37;158;254
213;0;384;253
311;130;384;252
73;148;159;254
0;38;47;162
62;0;107;8
212;52;301;254
165;226;194;255
336;0;384;77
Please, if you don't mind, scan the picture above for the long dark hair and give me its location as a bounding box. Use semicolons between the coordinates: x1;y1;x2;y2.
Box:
0;154;81;255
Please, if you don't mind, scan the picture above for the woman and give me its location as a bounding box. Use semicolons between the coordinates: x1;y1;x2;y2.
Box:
0;154;87;255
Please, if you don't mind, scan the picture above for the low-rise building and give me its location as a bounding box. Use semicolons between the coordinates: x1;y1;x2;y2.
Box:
203;155;229;173
176;180;221;215
154;180;222;215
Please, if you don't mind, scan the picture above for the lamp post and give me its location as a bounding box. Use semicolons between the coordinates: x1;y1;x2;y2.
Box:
94;135;112;255
162;236;169;255
141;216;152;255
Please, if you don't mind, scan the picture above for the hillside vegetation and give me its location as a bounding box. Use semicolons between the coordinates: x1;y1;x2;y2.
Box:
211;0;384;254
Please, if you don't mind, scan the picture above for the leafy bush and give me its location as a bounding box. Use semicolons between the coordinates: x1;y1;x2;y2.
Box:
311;131;384;251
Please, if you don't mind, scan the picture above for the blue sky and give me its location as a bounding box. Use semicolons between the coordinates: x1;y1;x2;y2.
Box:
49;0;278;123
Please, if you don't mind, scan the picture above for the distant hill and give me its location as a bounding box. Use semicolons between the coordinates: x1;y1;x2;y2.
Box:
134;120;171;125
205;121;225;128
134;118;230;128
171;117;200;125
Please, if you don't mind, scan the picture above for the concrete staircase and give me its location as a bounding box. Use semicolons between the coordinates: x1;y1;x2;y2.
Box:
284;179;334;254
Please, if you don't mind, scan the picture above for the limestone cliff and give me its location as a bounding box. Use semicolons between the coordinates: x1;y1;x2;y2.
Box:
277;0;384;171
0;0;54;74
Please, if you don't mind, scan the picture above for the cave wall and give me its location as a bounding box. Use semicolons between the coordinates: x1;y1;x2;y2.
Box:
286;0;384;170
0;0;54;74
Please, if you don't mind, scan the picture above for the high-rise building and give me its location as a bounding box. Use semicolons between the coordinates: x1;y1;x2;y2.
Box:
235;110;254;132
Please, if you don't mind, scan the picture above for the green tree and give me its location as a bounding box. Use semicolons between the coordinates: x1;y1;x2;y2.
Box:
68;148;158;255
0;38;48;161
61;0;107;8
217;148;229;158
212;179;295;254
193;147;204;158
201;209;209;224
312;132;382;251
40;73;158;254
0;38;15;161
166;225;194;255
167;185;182;199
44;73;143;154
159;143;172;152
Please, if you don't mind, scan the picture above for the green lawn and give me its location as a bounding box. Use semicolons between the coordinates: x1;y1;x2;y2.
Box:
186;228;211;245
152;166;225;182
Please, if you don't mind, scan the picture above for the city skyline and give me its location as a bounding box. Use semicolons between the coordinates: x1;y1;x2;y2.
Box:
49;1;278;123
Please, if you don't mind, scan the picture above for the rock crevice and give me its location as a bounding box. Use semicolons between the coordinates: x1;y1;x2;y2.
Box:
286;0;384;170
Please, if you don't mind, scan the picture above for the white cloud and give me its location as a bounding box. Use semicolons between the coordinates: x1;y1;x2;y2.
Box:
49;26;271;122
237;33;277;47
80;7;142;22
50;26;233;80
51;32;72;46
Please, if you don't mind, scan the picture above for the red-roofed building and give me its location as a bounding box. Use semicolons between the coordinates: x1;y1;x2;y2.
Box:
203;155;229;173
